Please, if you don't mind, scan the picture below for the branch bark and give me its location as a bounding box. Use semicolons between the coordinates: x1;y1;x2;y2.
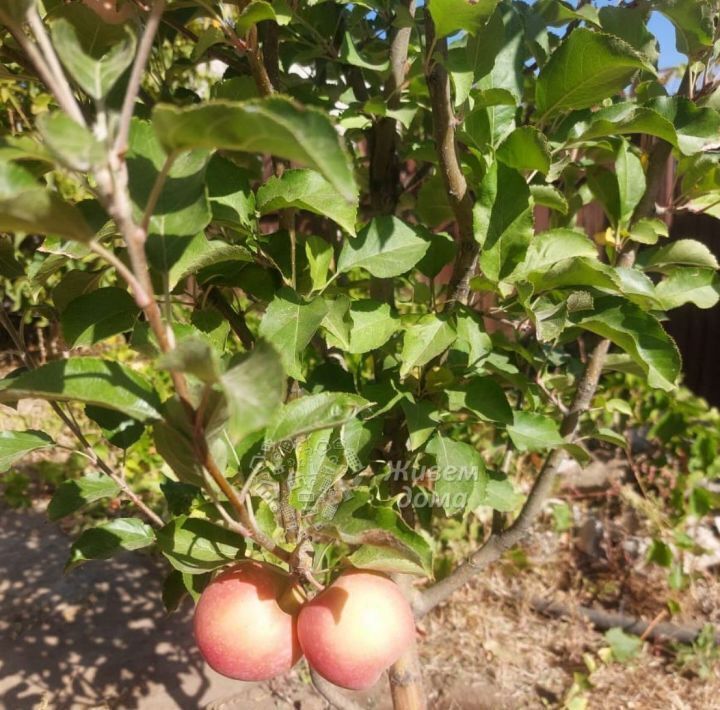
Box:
424;16;476;307
530;597;720;646
415;139;675;619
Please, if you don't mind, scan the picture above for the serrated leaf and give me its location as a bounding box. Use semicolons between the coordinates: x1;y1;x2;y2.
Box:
61;287;139;347
48;473;121;521
258;289;327;381
536;29;653;119
475;162;534;282
497;126;551;174
399;314;456;378
0;358;162;421
291;428;346;512
482;471;522;511
0;430;53;472
49;4;137;99
515;229;597;278
508;412;564;452
337;215;430;278
38;112;105;172
573;296;681;391
152;98;357;203
127;120;211;238
326;490;433;576
156;516;245;574
446;376;512;424
639;239;719;272
67;518;155;570
257;169;357;234
266;392;370;443
345;299;398;354
0;189;93;241
426;434;487;515
429;0;499;38
221;340;286;445
400;398;440;452
305;235;333;291
206;155;256;230
655;268;720;310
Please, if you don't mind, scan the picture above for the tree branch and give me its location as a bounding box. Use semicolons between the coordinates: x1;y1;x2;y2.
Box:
206;289;255;350
415;138;675;619
0;10;85;125
424;15;476;308
530;597;720;646
310;669;364;710
115;0;166;155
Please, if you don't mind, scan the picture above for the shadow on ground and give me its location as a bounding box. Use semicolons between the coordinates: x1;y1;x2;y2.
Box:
0;505;321;709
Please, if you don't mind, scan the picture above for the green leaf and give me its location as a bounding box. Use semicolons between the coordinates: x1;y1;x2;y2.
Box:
326;490;433;576
85;405;144;450
61;287;139;347
127;120;211;238
236;0;280;34
446;376;513;424
159;336;220;384
475;162;534;282
0;358;162;421
400;398;440;452
577;105;679;151
48;473;121;521
515;229;597;278
52;269;105;311
0;160;34;199
337;215;430;278
497;127;551;174
339;31;389;70
221;340;286;445
594;427;627;448
341;417;382;472
67;518;155;570
649;97;720;155
257;169;357;235
573;297;681;391
507;412;564;452
266;392;370;443
345;300;398;354
146;232;251;291
291;428;346;511
0;189;93;241
305;235;333;291
615;141;646;225
604;628;643;663
482;472;522;512
639;238;719;272
426;434;487;515
258;289;327;381
49;4;137;99
416;230;456;279
206;155;256;230
399;314;456;378
656;0;715;56
598;5;659;61
348;545;430;576
655;268;720;310
156;516;245;574
38;113;105;172
152;98;357;203
0;430;53;472
429;0;499;38
536;29;652;119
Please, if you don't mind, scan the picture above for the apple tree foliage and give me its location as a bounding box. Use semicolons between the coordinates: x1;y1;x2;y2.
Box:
0;0;719;681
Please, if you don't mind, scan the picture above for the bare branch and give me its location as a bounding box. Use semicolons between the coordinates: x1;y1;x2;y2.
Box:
115;0;166;154
424;15;477;307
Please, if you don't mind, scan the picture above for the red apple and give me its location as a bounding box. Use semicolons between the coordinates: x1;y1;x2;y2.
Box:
193;560;304;681
297;570;416;690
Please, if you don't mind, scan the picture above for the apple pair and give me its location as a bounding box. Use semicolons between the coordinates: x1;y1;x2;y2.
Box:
193;560;416;690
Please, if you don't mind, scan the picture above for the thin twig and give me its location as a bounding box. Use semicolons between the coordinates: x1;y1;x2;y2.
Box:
26;7;86;126
115;0;166;154
88;241;151;309
0;10;84;125
310;669;364;710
